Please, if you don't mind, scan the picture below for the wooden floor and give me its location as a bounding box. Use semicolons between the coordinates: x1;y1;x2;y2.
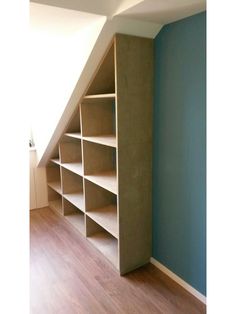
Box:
30;207;206;314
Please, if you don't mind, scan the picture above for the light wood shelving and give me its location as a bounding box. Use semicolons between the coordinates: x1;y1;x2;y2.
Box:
81;93;116;149
63;192;84;212
83;135;116;148
86;216;118;268
85;180;117;238
47;182;62;194
86;205;118;239
61;168;84;211
49;199;62;214
63;198;85;235
46;162;62;194
83;93;116;100
60;136;83;176
83;141;117;194
51;158;60;165
61;162;83;176
48;187;62;214
85;171;117;195
64;132;81;139
46;34;153;274
87;231;118;268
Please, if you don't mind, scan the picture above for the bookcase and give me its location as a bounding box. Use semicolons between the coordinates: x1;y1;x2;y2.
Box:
46;34;153;274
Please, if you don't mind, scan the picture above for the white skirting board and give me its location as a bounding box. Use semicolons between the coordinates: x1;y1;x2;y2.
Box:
150;257;206;304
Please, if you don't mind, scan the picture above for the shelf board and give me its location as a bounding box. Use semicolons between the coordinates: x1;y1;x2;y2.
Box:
87;205;118;239
49;199;62;214
63;192;84;212
85;170;117;194
48;182;62;194
61;162;83;176
51;158;60;165
87;231;118;268
83;135;116;148
84;93;115;99
83;93;116;105
64;212;85;235
64;132;81;139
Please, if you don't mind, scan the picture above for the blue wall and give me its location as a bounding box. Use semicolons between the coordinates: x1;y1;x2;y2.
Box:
152;12;206;295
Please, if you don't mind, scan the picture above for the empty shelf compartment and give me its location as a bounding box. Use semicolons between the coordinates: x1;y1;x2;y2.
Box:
83;142;117;194
60;136;83;175
85;180;118;238
85;171;117;195
86;216;118;268
61;168;84;210
63;192;84;212
61;162;83;176
48;187;63;214
64;198;85;235
81;96;116;140
46;162;61;194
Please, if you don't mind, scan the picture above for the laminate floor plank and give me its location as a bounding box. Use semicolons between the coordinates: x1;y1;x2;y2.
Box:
30;207;206;314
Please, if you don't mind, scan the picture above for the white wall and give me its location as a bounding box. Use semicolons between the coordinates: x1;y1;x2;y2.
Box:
30;149;48;209
30;3;106;163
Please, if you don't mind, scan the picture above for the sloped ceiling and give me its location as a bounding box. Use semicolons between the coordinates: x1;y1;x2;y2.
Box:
31;0;206;24
30;0;126;16
118;0;206;24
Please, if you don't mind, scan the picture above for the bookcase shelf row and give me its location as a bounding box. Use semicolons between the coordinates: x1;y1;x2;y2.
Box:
46;34;152;274
48;162;117;194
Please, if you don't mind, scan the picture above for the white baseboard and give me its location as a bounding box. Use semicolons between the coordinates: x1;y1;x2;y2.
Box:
150;257;206;304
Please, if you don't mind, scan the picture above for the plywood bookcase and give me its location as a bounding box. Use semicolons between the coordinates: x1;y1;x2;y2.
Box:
46;34;153;274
